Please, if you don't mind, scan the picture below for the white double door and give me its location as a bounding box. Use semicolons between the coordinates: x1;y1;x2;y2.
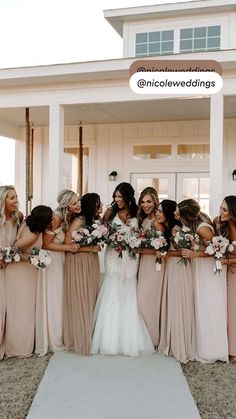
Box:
131;172;210;214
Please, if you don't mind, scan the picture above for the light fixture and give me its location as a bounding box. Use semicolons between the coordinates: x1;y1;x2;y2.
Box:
232;169;236;181
109;171;118;181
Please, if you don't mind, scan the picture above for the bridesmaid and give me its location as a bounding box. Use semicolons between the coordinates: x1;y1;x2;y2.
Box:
0;185;22;359
35;189;80;356
218;196;236;362
137;187;164;348
63;193;101;355
178;199;228;363
5;205;53;358
160;200;195;364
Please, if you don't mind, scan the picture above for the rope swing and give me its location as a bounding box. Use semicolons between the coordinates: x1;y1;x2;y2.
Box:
25;108;34;216
78;122;83;197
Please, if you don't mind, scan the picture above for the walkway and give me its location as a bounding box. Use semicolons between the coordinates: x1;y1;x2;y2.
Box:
27;352;200;419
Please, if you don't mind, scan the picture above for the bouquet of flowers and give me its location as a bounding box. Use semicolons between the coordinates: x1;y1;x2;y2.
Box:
29;247;51;269
0;247;21;263
105;223;141;259
205;235;235;274
173;226;200;265
71;221;108;247
139;228;169;270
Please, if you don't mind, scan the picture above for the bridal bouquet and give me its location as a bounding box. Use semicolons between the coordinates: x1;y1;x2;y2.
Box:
0;247;21;263
29;247;51;269
71;221;108;246
139;228;169;270
205;235;235;274
105;223;141;259
173;226;200;265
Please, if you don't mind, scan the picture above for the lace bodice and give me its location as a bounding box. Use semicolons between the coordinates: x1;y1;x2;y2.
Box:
111;215;138;230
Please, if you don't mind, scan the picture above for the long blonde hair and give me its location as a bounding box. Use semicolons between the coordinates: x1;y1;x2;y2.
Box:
55;189;79;231
0;185;21;226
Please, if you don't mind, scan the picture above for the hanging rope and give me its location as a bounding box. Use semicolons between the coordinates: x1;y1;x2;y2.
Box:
29;126;34;209
25;109;34;215
78;123;83;196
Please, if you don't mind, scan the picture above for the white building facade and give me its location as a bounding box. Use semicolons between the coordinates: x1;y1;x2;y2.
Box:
0;0;235;217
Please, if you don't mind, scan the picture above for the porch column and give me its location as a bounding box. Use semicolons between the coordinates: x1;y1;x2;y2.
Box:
209;93;224;218
48;104;64;208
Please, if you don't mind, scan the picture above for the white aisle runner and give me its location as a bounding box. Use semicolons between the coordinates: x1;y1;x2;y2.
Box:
27;352;200;419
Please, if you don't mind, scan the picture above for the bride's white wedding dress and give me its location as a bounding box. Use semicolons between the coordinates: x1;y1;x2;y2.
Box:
92;215;154;356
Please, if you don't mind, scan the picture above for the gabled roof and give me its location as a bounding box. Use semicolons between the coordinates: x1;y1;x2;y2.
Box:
104;0;236;36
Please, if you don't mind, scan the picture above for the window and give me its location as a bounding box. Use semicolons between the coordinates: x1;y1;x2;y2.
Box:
136;30;174;57
177;144;209;159
133;145;172;159
180;26;221;53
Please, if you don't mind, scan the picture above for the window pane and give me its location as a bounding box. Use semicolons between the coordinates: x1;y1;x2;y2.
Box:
136;33;147;43
161;41;173;52
207;37;220;49
149;42;160;53
199;199;209;215
183;178;198;199
194;27;206;38
199;178;210;198
137;178;169;199
177;144;209;159
133;145;171;159
180;28;193;39
136;44;148;55
149;31;160;42
194;38;206;50
180;39;192;51
162;30;174;41
208;26;220;37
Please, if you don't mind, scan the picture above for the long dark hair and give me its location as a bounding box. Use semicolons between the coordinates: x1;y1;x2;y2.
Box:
79;193;101;227
160;199;179;240
177;199;212;233
26;205;53;233
137;187;159;227
107;182;138;222
219;195;236;237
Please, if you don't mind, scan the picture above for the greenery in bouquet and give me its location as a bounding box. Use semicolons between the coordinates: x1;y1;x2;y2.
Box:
71;220;108;247
105;223;141;259
205;235;236;274
29;247;51;269
173;226;200;265
0;247;21;263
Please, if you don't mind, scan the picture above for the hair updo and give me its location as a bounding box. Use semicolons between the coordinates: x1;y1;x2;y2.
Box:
26;205;53;233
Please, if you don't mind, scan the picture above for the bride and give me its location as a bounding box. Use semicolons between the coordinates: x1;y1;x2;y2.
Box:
92;182;154;356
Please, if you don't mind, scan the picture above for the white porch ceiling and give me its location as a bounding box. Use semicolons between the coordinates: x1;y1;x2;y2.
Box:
0;96;235;128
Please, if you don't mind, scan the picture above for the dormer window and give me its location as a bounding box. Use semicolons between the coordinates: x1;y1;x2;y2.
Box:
135;30;174;57
180;25;221;53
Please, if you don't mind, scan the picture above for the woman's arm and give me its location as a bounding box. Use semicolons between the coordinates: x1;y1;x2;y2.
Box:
43;215;78;253
14;227;38;251
64;218;83;246
181;225;214;259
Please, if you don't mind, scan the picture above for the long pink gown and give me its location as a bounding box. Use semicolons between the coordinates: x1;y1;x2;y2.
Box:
158;226;195;364
193;223;228;363
63;242;100;355
227;246;236;356
0;219;18;359
5;224;41;358
35;226;65;356
137;217;165;347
